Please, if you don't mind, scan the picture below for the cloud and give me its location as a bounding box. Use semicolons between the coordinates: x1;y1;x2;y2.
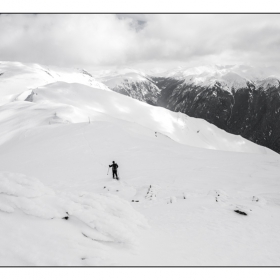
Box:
0;14;136;66
1;14;280;71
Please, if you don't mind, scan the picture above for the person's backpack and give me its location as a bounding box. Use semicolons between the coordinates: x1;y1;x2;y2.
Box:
113;163;118;171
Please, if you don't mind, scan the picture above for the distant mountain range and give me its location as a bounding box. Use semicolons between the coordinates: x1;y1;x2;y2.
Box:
99;65;280;154
1;61;279;154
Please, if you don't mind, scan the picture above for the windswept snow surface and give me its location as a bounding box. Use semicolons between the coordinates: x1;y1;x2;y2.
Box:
0;171;147;266
0;119;279;266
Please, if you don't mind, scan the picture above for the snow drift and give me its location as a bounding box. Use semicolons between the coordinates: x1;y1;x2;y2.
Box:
0;172;147;265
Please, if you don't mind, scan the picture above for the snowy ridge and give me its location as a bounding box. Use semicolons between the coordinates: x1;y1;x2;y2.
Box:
95;67;147;80
0;61;109;105
101;71;160;104
155;64;280;91
4;81;274;154
160;64;274;80
182;71;250;92
255;77;280;90
103;72;149;89
153;65;280;154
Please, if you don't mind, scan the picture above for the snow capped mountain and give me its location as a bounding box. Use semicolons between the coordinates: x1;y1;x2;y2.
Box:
160;64;275;80
96;64;280;154
147;65;280;154
103;72;148;88
156;64;279;92
2;61;278;154
96;65;280;107
0;61;109;105
255;77;280;90
98;67;147;78
99;69;160;105
181;71;250;92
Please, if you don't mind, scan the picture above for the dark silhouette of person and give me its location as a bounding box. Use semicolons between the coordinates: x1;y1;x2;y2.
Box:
109;161;119;179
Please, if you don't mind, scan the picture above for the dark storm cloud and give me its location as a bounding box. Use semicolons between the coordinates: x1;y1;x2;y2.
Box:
1;14;280;70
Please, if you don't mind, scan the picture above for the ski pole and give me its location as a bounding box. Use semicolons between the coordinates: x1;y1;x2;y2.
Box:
107;166;110;175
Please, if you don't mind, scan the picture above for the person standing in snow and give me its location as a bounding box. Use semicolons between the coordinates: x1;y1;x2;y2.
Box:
109;161;119;180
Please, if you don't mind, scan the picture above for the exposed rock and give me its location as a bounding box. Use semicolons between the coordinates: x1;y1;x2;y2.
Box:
234;210;247;216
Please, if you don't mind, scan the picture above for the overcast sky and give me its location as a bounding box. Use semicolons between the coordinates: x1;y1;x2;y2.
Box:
1;14;280;72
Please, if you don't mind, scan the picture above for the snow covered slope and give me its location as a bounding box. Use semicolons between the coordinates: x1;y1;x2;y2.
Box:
0;61;109;105
0;170;147;266
101;70;160;105
0;116;279;265
5;81;274;154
